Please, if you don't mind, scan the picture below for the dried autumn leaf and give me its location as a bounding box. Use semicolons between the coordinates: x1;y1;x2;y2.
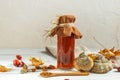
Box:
109;47;115;53
88;54;97;61
114;49;120;56
0;65;12;72
99;48;115;59
29;57;44;66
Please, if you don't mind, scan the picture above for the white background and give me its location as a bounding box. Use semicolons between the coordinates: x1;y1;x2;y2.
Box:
0;0;120;49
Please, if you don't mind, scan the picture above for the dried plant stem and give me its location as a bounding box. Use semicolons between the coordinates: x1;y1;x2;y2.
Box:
93;37;105;48
116;26;119;49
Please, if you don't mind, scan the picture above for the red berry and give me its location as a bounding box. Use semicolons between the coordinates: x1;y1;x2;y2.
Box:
111;61;115;64
16;55;22;60
117;67;120;72
19;61;24;67
13;59;20;67
64;79;70;80
48;65;56;69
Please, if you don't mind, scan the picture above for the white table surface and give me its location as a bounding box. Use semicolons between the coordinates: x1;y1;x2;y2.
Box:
0;49;120;80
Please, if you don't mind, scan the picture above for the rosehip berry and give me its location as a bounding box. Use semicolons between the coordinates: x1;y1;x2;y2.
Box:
117;67;120;72
64;79;70;80
13;59;20;67
16;55;22;60
48;65;56;69
19;61;24;67
111;61;115;64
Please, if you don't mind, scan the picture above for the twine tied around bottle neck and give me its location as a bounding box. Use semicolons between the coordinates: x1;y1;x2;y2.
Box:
46;15;74;37
51;15;75;27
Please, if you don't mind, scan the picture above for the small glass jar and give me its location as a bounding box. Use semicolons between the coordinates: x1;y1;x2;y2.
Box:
57;35;75;69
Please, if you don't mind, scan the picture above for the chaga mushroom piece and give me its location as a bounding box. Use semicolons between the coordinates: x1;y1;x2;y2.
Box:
91;55;113;74
74;52;94;71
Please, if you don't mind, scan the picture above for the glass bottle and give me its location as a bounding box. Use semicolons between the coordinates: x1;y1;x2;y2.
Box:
57;35;75;69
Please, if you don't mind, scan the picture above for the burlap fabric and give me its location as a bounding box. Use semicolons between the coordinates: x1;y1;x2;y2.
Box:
48;15;82;39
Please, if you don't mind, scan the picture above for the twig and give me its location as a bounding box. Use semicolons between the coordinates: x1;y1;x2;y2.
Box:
93;37;105;48
116;26;119;48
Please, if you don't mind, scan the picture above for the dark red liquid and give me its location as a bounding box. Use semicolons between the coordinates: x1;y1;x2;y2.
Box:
57;36;75;69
